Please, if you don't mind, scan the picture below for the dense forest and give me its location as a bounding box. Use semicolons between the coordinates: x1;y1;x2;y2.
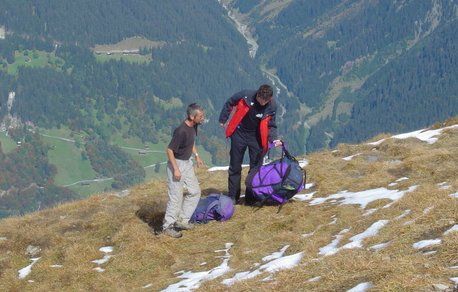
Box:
0;0;267;162
85;137;145;189
229;0;457;151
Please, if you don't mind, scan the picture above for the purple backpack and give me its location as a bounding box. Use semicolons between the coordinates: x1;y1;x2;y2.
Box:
246;145;306;205
190;194;234;223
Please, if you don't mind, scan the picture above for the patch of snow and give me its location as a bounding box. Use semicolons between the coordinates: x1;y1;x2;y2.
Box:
208;164;249;172
292;192;315;201
396;177;409;182
142;283;153;289
18;258;40;279
163;243;233;291
99;246;113;253
0;237;6;241
222;246;303;286
449;192;458;199
91;246;114;265
388;182;398;187
93;267;105;273
328;218;338;225
50;264;63;268
423;206;434;214
444;225;458;235
395;125;458;143
450;277;458;284
403;219;415;226
368;125;458;145
395;210;411;220
343;153;362;161
309;186;418;209
368;139;386;146
318;229;350;256
347;282;373;292
449;266;458;269
301;231;315;238
437;182;451;190
222;270;260;286
262;245;289;262
299;160;309;168
422;250;437;255
91;255;112;265
305;183;314;189
26;245;41;257
263;253;303;274
308;276;322;282
342;220;389;249
382;202;395;209
363;208;377;216
200;262;207;266
412;239;442;249
369;242;390;251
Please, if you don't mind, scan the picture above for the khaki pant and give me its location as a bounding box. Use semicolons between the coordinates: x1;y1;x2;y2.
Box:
163;159;201;229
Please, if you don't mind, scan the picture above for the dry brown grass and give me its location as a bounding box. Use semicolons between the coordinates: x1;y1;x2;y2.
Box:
0;121;457;291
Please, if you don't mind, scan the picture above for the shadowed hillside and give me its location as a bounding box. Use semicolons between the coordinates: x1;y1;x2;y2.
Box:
0;118;457;291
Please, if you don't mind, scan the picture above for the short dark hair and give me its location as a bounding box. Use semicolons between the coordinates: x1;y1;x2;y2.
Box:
257;84;273;101
187;103;203;118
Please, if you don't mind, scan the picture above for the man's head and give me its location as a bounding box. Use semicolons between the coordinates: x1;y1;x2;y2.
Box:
256;84;273;106
186;103;205;125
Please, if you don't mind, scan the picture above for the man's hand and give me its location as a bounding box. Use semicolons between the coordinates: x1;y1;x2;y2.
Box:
273;140;283;147
173;168;181;181
196;156;206;168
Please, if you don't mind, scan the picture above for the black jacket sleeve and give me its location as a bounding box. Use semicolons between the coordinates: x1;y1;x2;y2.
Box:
218;90;252;124
268;101;278;142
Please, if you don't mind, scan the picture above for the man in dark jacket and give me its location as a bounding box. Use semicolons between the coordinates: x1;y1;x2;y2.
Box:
219;84;282;205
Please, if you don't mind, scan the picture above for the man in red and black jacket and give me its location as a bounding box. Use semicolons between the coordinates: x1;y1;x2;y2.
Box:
219;84;282;205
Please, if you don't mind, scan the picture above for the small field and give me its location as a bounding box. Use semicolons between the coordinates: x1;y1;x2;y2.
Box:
0;131;17;154
92;36;165;53
67;180;114;198
42;135;97;187
6;50;63;75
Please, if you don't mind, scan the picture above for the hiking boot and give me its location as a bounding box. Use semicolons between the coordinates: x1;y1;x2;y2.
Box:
174;221;195;230
163;227;182;238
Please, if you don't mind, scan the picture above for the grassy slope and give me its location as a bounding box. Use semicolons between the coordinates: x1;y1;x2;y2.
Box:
6;51;63;75
0;119;456;291
0;131;17;153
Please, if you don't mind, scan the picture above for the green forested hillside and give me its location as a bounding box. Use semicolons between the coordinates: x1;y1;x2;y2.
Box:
0;0;265;160
229;0;457;151
332;19;458;145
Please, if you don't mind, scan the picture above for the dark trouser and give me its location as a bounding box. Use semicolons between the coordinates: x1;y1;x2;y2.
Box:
228;129;263;202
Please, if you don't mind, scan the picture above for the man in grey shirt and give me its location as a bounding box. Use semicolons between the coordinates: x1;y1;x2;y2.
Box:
162;103;205;238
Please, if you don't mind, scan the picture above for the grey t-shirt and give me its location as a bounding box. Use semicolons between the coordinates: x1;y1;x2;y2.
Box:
168;122;197;160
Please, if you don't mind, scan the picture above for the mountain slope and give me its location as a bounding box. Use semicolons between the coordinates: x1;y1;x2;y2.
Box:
0;119;457;290
224;0;458;151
